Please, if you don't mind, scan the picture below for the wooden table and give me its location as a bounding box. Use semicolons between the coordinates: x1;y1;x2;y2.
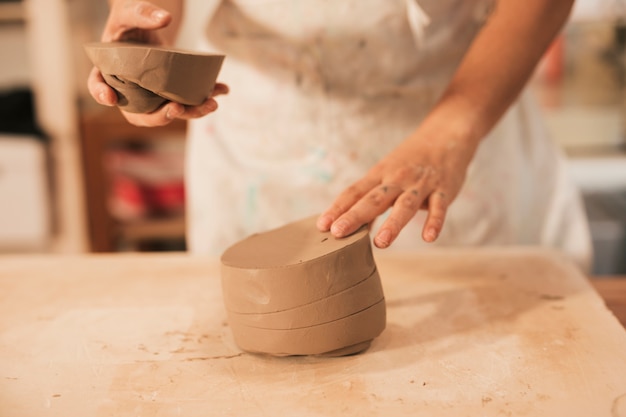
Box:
1;248;626;417
592;277;626;329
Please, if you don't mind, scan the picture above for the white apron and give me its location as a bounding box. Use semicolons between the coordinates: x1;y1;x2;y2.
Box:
184;0;592;270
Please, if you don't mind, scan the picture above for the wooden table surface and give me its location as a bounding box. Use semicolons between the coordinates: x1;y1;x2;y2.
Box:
592;277;626;329
1;248;626;417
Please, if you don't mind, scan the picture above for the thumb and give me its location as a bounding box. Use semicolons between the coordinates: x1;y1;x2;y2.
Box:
103;1;171;42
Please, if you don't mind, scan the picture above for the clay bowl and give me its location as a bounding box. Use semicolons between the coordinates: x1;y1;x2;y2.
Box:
84;42;224;113
220;215;387;356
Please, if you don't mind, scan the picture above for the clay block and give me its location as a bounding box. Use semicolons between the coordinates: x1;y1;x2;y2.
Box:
228;268;384;329
84;42;224;113
230;299;387;356
221;216;376;314
220;215;387;356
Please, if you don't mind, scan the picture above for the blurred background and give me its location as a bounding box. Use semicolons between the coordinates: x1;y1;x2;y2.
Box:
0;0;624;275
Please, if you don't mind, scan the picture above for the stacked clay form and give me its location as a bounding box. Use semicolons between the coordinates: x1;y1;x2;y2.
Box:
220;215;386;356
84;42;225;113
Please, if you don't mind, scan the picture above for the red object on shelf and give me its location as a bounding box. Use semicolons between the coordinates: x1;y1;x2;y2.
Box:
144;181;186;215
105;146;186;221
108;174;148;221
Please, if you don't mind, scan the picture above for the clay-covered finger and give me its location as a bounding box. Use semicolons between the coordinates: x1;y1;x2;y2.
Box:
119;101;183;127
211;83;229;97
87;67;117;106
373;187;427;248
177;98;219;120
104;1;171;42
316;178;378;232
423;191;449;242
329;184;403;238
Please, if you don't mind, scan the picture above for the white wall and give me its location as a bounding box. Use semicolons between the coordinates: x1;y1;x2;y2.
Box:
0;23;30;89
571;0;626;22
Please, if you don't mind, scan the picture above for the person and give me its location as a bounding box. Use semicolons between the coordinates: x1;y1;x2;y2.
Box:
88;0;592;270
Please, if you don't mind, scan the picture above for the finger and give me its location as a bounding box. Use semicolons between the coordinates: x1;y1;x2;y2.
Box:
87;67;118;106
329;183;403;238
121;96;220;127
373;187;427;248
211;83;229;97
104;1;171;42
177;98;219;120
122;101;185;127
422;191;449;242
316;178;378;232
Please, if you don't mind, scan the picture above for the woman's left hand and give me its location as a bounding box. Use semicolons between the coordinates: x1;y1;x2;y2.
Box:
317;126;479;248
317;0;575;249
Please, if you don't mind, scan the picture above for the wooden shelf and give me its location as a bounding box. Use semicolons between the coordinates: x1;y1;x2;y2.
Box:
118;216;186;242
0;2;25;23
79;107;187;252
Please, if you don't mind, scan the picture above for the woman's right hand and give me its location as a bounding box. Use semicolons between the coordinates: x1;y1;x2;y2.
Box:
87;0;228;127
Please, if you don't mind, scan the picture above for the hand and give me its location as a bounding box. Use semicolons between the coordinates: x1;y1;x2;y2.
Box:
317;127;479;249
86;0;228;127
317;0;572;249
88;67;229;126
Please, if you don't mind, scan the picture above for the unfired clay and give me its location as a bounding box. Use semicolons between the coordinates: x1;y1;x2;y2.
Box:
84;42;224;113
221;218;376;314
230;300;386;356
228;268;383;329
220;215;386;356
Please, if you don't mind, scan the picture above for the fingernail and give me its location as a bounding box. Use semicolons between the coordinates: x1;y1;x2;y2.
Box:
330;219;349;237
204;100;218;112
425;227;438;242
316;215;332;231
152;10;167;21
375;229;391;248
166;106;182;120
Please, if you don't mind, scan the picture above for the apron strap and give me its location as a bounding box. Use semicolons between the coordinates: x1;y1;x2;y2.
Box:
405;0;431;48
